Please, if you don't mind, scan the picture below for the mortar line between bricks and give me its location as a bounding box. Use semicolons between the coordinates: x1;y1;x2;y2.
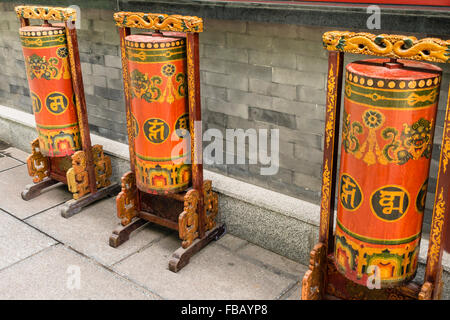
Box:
1;207;63;243
64;244;166;300
0;243;60;274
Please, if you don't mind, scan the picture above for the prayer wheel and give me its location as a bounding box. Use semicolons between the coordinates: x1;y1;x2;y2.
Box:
335;58;442;288
125;33;191;194
20;25;81;157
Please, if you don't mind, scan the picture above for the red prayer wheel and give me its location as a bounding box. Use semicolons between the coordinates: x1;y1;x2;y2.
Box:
20;25;81;157
125;33;191;194
334;58;442;288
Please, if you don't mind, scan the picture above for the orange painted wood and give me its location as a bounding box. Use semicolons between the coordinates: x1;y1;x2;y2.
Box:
335;58;442;288
20;25;81;158
125;33;191;195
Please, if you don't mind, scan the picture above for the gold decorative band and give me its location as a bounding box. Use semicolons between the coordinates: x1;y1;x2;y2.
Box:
346;70;441;91
125;38;185;50
323;31;450;64
345;74;440;109
114;12;203;33
15;6;77;22
20;29;65;37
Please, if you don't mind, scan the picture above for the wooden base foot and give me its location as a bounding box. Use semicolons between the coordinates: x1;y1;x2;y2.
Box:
109;218;148;248
60;183;120;218
168;223;226;273
21;178;60;201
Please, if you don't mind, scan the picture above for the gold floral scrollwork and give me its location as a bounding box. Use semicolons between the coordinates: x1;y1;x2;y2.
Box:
325;64;336;150
66;151;90;200
428;188;445;271
116;171;138;226
343;109;434;166
301;243;327;300
15;6;77;22
203;180;218;231
323;31;450;63
442;126;450;174
113;12;203;33
179;189;200;248
320;160;331;238
26;138;50;183
92;145;112;189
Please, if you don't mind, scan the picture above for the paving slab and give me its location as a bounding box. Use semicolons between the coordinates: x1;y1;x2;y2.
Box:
215;233;248;252
0;165;72;219
0;147;28;163
27;197;171;266
0;244;159;300
279;282;301;300
0;209;56;270
236;243;308;280
113;234;296;300
0;154;22;172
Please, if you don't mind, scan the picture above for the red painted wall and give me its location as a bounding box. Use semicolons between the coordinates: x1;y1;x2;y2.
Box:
219;0;450;7
299;0;449;5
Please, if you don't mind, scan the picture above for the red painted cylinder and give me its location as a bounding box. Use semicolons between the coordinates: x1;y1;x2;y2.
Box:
125;33;191;194
20;25;81;157
335;58;442;288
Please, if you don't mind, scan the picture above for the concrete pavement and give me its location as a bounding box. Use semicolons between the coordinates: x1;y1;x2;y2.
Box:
0;141;306;300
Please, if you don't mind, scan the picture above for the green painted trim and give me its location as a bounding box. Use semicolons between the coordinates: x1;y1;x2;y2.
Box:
337;219;420;245
126;46;186;63
136;152;189;162
345;82;439;109
36;122;78;130
20;35;67;48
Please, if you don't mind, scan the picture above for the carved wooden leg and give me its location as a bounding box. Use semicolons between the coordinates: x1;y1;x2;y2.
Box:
108;171;142;247
60;183;120;218
26;138;50;183
169;223;226;273
109;217;148;248
301;242;327;300
179;189;200;248
21;178;60;201
116;171;138;225
203;180;219;231
418;281;433;300
66;150;92;200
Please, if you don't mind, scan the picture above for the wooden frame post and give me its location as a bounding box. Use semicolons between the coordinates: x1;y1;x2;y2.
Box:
423;81;450;300
64;18;97;196
319;51;344;253
186;32;206;239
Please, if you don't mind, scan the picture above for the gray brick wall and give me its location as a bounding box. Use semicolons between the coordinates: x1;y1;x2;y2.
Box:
0;3;449;227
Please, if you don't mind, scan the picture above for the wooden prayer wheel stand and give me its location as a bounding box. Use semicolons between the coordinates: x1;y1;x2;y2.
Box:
302;31;450;300
109;12;226;272
15;6;120;217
